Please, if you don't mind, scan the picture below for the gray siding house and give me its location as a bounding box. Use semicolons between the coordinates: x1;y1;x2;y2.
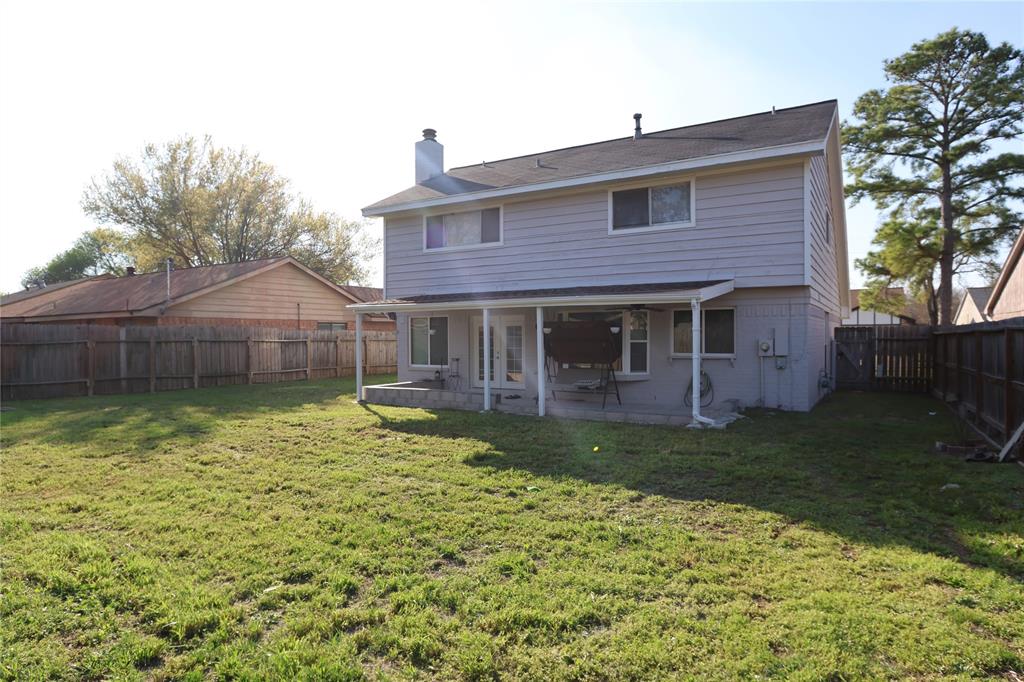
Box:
350;101;849;423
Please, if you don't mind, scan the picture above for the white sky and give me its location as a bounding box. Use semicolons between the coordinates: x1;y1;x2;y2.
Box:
1;1;1021;293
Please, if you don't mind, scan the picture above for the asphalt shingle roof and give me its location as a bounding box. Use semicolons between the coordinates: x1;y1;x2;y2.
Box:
364;100;837;213
2;259;288;319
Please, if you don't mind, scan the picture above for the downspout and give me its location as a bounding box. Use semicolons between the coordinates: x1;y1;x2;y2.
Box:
689;297;715;427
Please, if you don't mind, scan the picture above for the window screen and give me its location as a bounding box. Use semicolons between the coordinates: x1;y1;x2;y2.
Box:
672;309;734;355
611;188;649;229
612;182;692;230
425;208;501;249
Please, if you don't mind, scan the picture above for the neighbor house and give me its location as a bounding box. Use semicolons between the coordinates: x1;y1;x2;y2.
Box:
984;228;1023;322
953;286;993;325
841;288;929;326
1;257;394;331
348;101;849;423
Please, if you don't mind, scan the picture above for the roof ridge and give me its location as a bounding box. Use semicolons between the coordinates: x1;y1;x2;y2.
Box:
446;100;838;173
124;256;287;279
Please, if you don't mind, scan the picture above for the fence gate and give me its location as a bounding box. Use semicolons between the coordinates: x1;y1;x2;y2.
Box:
834;325;933;392
834;326;874;389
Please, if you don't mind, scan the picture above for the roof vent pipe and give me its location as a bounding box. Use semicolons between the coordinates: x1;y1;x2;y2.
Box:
633;113;642;140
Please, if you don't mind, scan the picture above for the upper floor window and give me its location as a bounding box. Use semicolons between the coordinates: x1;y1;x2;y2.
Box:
610;180;694;232
424;207;501;251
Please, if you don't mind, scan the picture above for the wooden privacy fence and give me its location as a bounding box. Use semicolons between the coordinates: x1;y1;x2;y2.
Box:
1;324;396;401
933;320;1024;447
834;325;933;392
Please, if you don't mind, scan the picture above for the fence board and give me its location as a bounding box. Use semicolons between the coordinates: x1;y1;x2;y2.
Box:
933;319;1024;448
1;324;396;400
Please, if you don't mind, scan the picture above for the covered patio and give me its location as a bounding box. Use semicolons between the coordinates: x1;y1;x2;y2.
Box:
348;280;736;426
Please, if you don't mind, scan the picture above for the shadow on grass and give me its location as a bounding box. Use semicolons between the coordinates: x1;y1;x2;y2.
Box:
362;392;1024;581
0;375;396;454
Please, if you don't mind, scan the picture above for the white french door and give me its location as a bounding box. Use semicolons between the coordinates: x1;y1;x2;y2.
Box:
471;315;526;390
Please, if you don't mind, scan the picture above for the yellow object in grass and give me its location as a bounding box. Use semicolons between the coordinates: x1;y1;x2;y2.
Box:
593;446;600;453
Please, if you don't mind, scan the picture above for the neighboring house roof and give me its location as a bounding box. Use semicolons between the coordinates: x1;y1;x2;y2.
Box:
340;285;384;303
954;286;994;324
364;100;837;215
848;287;929;324
1;274;115;307
1;257;361;321
986;227;1023;317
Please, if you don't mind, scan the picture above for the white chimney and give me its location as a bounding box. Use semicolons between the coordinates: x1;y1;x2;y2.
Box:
415;128;443;184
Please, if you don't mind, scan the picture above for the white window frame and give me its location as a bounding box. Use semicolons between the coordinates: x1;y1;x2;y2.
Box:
607;177;696;235
557;308;649;376
422;205;504;253
669;306;736;359
408;314;450;369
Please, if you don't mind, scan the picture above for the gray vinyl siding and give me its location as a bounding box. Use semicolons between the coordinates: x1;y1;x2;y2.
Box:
807;154;841;315
384;163;807;298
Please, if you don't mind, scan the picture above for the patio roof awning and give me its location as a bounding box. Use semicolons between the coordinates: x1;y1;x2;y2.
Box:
347;279;734;313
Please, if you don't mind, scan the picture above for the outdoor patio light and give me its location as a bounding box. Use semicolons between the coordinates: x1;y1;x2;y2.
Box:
543;327;552;334
610;326;621;334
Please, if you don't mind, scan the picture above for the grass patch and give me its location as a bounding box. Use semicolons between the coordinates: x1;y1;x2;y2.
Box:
1;378;1022;680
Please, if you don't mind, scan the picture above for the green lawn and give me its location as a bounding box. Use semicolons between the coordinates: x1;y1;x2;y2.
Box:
1;378;1022;681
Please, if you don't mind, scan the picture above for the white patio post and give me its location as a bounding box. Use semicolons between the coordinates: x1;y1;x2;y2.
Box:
691;298;701;424
354;311;364;402
536;306;546;417
482;308;491;411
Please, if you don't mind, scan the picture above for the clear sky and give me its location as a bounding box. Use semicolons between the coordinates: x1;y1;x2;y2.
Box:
1;0;1021;293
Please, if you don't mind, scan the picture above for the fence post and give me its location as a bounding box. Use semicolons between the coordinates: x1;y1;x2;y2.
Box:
1005;328;1013;442
247;337;254;385
306;337;313;380
975;331;984;419
362;337;369;374
86;340;95;396
336;337;342;377
149;338;156;393
192;337;200;389
119;327;127;393
955;333;962;402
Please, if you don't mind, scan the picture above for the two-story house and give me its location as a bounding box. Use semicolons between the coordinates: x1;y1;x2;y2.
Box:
349;101;849;424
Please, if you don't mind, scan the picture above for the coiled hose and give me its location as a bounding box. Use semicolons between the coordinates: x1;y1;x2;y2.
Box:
684;369;714;408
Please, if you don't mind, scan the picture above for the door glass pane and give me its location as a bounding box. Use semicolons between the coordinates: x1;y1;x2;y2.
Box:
411;317;429;365
630;342;647;373
505;324;523;384
477;325;494;381
651;183;691;224
429;317;448;366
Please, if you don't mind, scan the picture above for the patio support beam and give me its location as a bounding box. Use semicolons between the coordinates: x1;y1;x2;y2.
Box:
690;298;706;426
355;312;364;402
483;308;491;411
536;306;546;417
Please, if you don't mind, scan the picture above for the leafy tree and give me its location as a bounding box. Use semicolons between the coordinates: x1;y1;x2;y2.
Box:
20;228;130;288
855;205;1008;324
82;136;375;283
843;28;1024;324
